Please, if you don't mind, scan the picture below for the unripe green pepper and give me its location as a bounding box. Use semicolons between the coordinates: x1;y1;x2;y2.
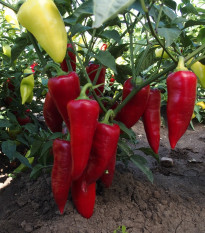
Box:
20;68;34;105
17;0;67;63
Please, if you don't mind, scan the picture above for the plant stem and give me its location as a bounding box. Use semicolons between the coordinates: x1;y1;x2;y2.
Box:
185;43;205;62
144;8;177;63
0;0;17;12
28;32;46;67
85;29;96;66
156;4;163;30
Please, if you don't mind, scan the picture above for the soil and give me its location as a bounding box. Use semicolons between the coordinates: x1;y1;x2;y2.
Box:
0;119;205;233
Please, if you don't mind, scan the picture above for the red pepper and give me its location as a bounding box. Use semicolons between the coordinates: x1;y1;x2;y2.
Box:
100;151;116;188
43;92;63;132
67;83;100;180
71;174;96;218
116;77;150;128
167;57;197;149
101;43;107;51
84;110;120;186
48;71;80;129
52;139;72;214
60;43;76;72
142;89;161;154
86;64;106;96
17;114;31;125
30;62;38;73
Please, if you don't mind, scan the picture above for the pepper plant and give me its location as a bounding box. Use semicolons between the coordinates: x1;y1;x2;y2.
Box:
0;0;205;218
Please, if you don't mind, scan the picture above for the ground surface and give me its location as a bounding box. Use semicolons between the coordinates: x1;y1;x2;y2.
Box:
0;120;205;233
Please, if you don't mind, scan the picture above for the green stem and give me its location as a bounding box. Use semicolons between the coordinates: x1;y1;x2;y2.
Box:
175;56;188;71
187;55;205;68
28;32;47;67
101;109;115;125
185;43;205;62
114;62;176;115
156;4;163;30
0;0;17;12
77;83;92;100
140;0;148;13
43;63;67;77
85;29;96;66
68;35;91;83
145;12;177;63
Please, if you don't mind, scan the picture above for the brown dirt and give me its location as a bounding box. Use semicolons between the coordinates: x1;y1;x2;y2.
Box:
0;120;205;233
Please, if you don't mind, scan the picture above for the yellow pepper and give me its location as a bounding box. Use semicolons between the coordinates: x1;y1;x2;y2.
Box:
17;0;67;63
187;58;205;89
155;47;169;59
3;44;11;57
196;101;205;110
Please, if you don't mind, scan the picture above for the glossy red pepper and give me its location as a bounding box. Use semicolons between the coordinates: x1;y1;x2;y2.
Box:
43;92;63;132
71;174;96;218
84;110;120;186
142;89;161;154
116;77;150;128
86;64;106;96
100;151;116;188
60;43;76;72
167;57;197;149
67;84;99;180
48;71;80;129
52;139;72;214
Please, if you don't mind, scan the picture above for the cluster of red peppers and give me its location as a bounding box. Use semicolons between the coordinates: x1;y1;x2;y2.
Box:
43;44;120;218
44;46;197;219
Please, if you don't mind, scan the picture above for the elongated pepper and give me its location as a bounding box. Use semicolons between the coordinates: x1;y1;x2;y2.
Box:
142;89;161;154
84;110;120;186
52;139;72;214
67;84;100;180
167;57;197;149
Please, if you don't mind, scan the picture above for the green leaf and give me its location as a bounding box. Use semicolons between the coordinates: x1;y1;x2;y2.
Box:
115;64;132;84
94;50;117;73
11;33;29;63
93;0;135;28
109;44;129;59
30;164;44;180
158;27;181;47
138;147;160;162
185;19;205;28
163;0;176;11
117;139;134;158
48;132;63;140
180;3;198;15
0;119;11;128
130;155;153;183
16;135;29;146
23;123;38;134
41;140;53;156
30;139;43;157
70;24;92;36
2;140;16;160
162;5;177;20
15;152;32;169
101;30;121;43
197;28;205;44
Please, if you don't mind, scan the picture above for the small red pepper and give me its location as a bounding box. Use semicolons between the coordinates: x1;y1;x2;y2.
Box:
101;43;107;51
17;114;31;125
86;64;106;96
71;174;96;219
116;77;150;128
142;89;161;154
100;151;116;188
60;43;76;72
67;83;100;180
52;139;72;214
43;92;63;132
48;71;81;129
84;110;120;186
167;57;197;149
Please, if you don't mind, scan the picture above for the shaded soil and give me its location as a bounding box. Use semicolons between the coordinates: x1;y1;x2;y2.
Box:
0;120;205;233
